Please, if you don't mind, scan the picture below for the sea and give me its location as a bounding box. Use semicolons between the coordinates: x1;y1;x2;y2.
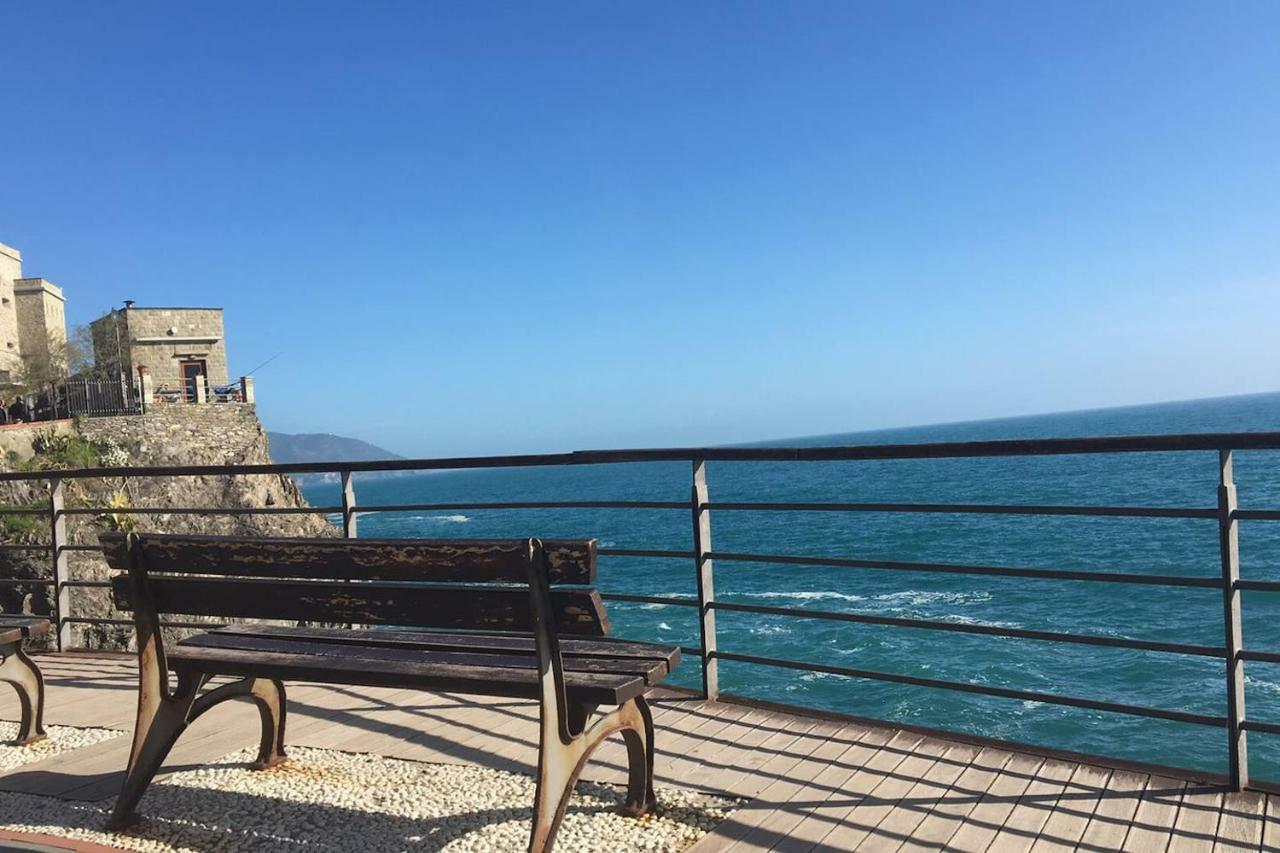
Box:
300;391;1280;783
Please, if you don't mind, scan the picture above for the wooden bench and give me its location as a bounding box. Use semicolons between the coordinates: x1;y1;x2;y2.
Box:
0;615;49;746
101;532;681;851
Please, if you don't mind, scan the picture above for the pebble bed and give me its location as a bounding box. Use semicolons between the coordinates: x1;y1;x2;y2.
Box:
0;722;121;772
0;744;741;852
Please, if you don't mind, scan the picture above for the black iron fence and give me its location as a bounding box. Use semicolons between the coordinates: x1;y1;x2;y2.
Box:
0;431;1278;791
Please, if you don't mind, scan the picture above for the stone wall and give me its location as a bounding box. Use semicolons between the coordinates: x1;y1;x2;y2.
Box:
0;403;337;649
78;403;266;466
0;419;75;463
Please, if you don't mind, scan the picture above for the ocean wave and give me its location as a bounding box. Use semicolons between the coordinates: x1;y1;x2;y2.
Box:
871;591;992;606
748;624;792;636
657;622;672;631
414;514;470;523
743;591;867;604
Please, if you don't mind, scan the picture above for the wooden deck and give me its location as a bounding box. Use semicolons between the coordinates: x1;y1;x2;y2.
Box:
1;653;1276;852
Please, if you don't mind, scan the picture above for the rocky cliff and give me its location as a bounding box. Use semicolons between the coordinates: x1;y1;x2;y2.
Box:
0;405;336;649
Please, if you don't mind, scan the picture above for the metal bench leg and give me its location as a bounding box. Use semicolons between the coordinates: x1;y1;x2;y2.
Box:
618;695;656;816
190;677;288;769
108;670;202;830
528;695;658;853
0;642;46;746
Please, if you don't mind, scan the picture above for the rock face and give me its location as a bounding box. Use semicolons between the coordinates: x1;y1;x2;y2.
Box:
0;404;337;649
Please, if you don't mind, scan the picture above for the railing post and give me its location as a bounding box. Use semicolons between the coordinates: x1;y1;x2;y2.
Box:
691;459;718;700
1218;450;1248;790
49;477;70;651
341;470;358;539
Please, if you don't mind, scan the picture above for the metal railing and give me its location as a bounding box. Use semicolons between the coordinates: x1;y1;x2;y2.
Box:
0;431;1278;790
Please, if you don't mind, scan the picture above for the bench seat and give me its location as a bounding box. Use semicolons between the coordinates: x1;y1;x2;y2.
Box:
0;616;50;646
170;625;681;706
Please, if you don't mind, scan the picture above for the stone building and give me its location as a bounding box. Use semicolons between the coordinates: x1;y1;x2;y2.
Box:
90;306;229;400
0;241;69;385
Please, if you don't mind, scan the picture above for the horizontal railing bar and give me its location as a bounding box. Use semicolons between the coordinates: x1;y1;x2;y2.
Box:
705;501;1219;519
1243;720;1280;736
600;593;699;607
1238;579;1280;592
679;645;703;658
714;651;1227;727
1240;650;1280;664
60;506;343;516
1236;510;1280;521
710;601;1227;657
58;544;103;553
356;501;689;513
1;431;1279;482
709;551;1222;589
61;580;112;589
0;578;53;586
598;548;698;559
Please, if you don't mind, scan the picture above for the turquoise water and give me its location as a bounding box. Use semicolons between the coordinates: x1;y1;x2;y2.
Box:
300;392;1280;782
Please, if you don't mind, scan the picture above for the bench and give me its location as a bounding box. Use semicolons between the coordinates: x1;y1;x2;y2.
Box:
101;532;681;851
0;615;49;746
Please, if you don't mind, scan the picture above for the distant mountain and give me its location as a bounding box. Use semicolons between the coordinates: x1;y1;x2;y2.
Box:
267;432;403;475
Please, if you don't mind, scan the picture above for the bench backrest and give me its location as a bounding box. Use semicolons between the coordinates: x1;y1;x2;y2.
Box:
101;533;607;636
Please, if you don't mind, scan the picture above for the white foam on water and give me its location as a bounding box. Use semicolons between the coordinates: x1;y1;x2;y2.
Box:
743;591;867;604
871;590;993;606
657;622;672;631
430;514;470;523
749;624;792;636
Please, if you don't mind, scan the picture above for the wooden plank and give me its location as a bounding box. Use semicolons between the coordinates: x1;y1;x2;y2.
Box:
704;715;831;849
113;575;609;635
896;746;1017;852
1120;774;1185;851
1214;789;1265;850
765;726;906;852
1075;770;1149;852
0;616;51;639
977;757;1077;852
813;735;957;850
1167;784;1224;853
100;533;597;584
716;722;875;845
165;643;643;705
211;624;680;672
852;743;983;851
1262;794;1279;853
179;633;671;684
943;751;1043;848
1026;764;1113;853
716;720;862;850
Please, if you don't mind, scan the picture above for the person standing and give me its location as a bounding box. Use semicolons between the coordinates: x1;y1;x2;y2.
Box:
8;398;28;424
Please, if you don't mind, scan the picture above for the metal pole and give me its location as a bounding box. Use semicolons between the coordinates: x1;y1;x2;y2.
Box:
341;471;358;539
1218;450;1248;789
49;478;70;651
692;459;718;700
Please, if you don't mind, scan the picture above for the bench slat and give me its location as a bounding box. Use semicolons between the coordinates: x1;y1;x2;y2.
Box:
0;616;51;645
111;575;609;636
100;533;597;585
211;624;680;673
167;642;647;705
180;633;672;684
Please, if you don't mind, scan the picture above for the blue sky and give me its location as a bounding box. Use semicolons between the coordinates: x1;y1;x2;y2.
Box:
2;2;1278;456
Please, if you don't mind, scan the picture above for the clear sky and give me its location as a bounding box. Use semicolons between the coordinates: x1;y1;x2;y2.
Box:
2;2;1278;456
